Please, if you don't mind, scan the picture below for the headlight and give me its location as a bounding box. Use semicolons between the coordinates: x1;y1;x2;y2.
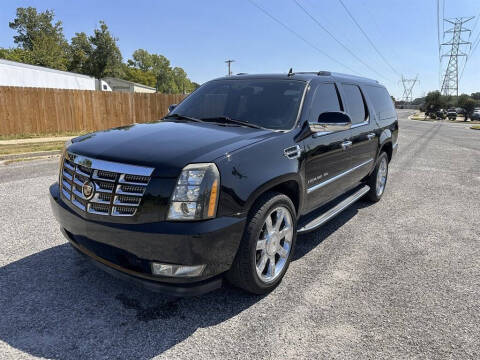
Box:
167;163;220;221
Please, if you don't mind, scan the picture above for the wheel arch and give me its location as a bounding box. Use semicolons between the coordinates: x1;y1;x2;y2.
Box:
378;129;393;161
245;175;303;218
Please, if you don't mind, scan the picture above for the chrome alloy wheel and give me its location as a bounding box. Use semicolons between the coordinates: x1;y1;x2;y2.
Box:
376;157;388;196
255;206;293;283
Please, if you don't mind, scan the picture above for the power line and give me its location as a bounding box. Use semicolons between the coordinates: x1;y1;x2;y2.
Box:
246;0;358;74
470;10;480;35
292;0;392;82
437;0;441;59
460;13;480;81
337;0;401;77
442;0;445;34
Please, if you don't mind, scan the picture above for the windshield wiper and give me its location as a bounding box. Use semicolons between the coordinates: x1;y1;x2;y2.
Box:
164;113;203;123
201;116;263;129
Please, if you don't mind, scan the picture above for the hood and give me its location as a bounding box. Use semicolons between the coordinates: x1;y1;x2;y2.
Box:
67;120;274;177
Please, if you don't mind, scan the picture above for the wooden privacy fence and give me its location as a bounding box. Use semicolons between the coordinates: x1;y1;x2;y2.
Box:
0;86;186;136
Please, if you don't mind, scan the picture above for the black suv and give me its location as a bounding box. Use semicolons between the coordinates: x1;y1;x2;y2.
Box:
50;72;398;295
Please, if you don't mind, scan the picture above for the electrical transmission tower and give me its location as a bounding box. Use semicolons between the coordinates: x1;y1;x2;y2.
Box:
225;59;235;76
400;75;418;103
440;17;473;96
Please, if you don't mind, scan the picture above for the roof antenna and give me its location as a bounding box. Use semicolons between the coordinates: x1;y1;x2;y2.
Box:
287;68;293;76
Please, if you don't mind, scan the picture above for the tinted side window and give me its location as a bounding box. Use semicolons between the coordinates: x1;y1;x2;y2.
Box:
309;83;341;120
364;85;396;120
341;84;367;124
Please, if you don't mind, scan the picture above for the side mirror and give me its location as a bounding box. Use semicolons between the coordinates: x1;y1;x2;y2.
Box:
168;104;177;113
309;111;352;133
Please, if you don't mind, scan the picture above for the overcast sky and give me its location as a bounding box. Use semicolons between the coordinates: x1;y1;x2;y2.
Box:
1;0;479;98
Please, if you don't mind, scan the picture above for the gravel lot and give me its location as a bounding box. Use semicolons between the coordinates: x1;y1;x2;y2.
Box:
1;110;479;359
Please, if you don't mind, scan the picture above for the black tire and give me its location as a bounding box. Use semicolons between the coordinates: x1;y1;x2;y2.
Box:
365;152;389;202
226;192;297;294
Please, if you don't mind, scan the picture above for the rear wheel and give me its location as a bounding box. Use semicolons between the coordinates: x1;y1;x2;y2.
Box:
365;152;389;202
227;192;297;294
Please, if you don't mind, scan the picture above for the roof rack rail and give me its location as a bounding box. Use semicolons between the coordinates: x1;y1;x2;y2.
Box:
289;71;332;76
236;73;248;75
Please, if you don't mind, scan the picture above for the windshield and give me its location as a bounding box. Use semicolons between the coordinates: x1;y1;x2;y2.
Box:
170;79;306;130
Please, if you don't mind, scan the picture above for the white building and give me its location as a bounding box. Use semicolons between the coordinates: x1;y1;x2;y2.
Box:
102;77;156;93
0;59;111;91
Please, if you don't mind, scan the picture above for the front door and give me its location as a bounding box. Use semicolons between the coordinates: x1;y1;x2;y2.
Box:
301;82;353;213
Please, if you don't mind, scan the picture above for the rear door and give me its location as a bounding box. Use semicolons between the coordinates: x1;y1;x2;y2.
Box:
302;82;353;213
339;83;377;184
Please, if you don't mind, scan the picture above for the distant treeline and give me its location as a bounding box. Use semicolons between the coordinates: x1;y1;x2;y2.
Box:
399;91;480;115
0;7;199;93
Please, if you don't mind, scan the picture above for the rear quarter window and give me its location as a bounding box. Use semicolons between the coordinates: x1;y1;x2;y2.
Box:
364;85;396;121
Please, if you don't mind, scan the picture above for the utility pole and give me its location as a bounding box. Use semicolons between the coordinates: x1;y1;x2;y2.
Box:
400;75;418;103
440;17;473;97
225;59;235;76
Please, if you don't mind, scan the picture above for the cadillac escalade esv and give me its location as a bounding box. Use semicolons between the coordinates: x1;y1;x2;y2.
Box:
50;71;398;295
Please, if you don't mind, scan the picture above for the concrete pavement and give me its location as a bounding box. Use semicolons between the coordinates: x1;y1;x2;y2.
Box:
0;110;479;359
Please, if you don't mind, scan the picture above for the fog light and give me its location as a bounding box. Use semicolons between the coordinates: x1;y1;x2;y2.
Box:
151;262;206;277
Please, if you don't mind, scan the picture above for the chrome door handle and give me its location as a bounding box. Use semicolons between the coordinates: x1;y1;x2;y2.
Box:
340;140;353;150
367;133;376;141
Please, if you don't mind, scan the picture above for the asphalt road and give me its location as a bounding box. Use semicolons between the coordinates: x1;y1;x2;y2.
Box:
1;110;479;359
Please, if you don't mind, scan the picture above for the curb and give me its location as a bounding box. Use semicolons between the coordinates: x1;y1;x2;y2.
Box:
0;150;62;161
0;136;73;146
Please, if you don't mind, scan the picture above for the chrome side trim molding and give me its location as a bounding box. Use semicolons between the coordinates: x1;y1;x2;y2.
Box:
312;119;369;138
298;185;370;233
307;158;374;194
350;120;369;128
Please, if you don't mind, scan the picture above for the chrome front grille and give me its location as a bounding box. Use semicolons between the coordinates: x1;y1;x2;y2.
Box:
60;152;154;217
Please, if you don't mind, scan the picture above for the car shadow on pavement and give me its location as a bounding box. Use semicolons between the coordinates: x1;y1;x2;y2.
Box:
0;244;263;359
0;201;370;359
293;200;372;260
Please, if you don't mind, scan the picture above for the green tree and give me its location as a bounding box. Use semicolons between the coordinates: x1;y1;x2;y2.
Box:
0;47;30;62
458;95;476;120
173;67;189;94
128;49;153;71
120;64;156;88
86;21;122;78
470;92;480;101
128;49;186;93
67;32;92;74
424;91;446;116
8;7;68;69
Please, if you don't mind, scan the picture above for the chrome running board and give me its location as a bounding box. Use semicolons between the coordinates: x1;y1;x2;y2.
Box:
297;185;370;233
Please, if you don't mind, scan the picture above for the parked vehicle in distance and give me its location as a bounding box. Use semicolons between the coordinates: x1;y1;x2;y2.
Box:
426;109;446;120
472;109;480;121
50;71;398;295
455;107;466;116
447;108;457;120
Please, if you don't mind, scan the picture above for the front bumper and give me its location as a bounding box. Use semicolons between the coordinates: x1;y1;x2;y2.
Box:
49;183;246;296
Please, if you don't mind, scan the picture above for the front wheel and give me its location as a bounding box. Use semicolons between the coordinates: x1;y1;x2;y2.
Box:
365;152;389;202
227;192;297;294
